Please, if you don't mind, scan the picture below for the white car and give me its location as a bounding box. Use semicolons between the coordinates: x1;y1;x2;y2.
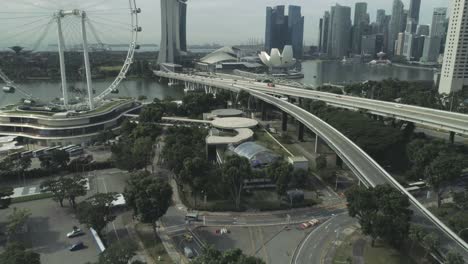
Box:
67;227;84;238
394;104;402;108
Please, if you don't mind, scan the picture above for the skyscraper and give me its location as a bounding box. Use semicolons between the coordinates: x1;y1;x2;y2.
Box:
327;4;352;58
430;8;448;37
352;2;368;54
288;5;305;58
320;11;330;54
421;8;447;63
265;6;288;53
388;0;404;56
376;9;386;33
439;0;468;94
408;0;421;24
265;5;304;59
318;18;323;52
416;25;429;36
157;0;187;64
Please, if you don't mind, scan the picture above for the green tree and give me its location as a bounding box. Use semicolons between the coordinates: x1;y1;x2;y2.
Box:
446;251;465;264
39;150;69;170
0;243;40;264
111;136;155;172
422;233;440;258
124;173;172;234
221;155;252;210
193;246;264;264
0;187;14;209
76;193;118;237
40;179;66;207
6;208;31;242
408;224;426;250
346;185;412;247
98;239;137;264
291;169;308;187
425;154;465;207
267;160;293;196
139;103;163;123
62;175;88;209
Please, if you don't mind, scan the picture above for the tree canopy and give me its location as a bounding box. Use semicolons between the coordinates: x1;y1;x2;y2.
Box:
97;239;138;264
124;172;172;232
221;155;252;210
346;185;413;247
193;246;265;264
76;193;118;236
0;243;40;264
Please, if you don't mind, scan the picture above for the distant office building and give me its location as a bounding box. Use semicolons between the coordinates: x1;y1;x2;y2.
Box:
408;0;421;29
421;36;442;63
319;11;330;53
439;0;468;94
376;9;386;33
382;15;392;52
265;5;304;59
395;32;405;56
361;35;376;56
157;0;188;64
420;8;447;64
388;0;405;56
411;35;425;60
431;8;448;37
352;2;368;54
327;4;352;58
416;24;430;36
288;5;305;58
265;6;288;53
401;9;409;32
318;18;323;52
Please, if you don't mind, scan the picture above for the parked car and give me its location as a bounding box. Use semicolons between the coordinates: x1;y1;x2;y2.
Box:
67;226;84;238
68;241;85;251
299;219;320;230
184;247;194;258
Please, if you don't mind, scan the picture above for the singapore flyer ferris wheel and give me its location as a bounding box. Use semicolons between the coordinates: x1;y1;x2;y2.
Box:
0;0;142;111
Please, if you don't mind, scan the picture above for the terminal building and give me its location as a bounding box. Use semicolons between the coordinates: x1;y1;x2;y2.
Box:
0;99;141;146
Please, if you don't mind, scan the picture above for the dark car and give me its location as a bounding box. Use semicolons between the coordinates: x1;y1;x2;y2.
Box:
68;241;84;251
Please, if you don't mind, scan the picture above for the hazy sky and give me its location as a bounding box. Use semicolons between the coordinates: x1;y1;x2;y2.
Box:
1;0;449;49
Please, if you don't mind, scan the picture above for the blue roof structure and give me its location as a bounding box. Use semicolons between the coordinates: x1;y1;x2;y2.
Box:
233;142;280;167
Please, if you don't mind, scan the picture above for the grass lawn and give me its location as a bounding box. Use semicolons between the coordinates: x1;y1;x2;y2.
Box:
135;223;173;264
254;130;292;157
333;231;418;264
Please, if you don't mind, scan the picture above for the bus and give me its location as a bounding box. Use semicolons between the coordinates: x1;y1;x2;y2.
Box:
44;146;61;154
20;151;33;158
68;147;83;157
33;147;49;158
59;145;76;151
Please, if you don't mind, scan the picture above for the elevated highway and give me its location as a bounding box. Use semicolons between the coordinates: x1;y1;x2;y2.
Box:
156;71;468;137
155;70;468;258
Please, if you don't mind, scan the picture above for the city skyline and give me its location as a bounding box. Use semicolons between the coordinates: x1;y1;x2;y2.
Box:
2;0;448;47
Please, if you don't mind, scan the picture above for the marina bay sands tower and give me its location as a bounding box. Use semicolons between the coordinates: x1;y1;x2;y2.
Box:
158;0;187;64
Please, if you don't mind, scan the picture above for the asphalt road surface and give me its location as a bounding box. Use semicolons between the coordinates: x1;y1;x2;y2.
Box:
293;214;356;264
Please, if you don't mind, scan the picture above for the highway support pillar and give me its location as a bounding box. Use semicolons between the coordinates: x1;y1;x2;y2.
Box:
449;131;455;144
261;102;267;121
298;122;305;142
314;134;319;153
282;111;288;132
298;97;303;107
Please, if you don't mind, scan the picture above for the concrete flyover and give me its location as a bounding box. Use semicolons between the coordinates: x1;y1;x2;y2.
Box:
157;71;468;138
154;71;468;258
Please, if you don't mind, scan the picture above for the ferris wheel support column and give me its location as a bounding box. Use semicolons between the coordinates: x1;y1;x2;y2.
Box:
56;13;69;108
81;11;94;110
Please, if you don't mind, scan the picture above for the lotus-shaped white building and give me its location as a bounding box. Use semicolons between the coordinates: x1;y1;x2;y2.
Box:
259;45;296;68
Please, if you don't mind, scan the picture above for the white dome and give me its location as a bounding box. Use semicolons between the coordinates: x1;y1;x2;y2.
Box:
258;45;296;68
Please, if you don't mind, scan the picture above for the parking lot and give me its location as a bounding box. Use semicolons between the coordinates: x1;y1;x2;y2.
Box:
0;199;100;264
0;168;133;264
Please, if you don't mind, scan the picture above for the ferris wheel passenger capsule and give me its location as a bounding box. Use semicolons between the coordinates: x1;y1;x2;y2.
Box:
135;26;142;32
133;8;141;14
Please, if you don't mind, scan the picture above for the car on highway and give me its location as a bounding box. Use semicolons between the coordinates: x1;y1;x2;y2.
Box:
394;104;403;108
68;241;85;251
184;246;194;258
67;226;84;238
299;219;320;230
